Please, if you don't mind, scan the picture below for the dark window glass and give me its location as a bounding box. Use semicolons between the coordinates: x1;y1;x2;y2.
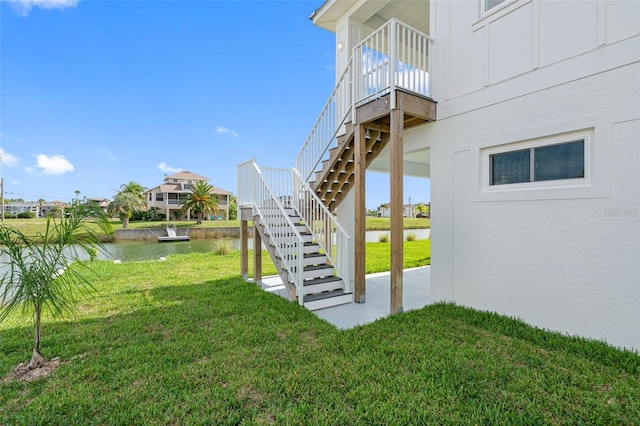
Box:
485;0;507;11
534;140;584;182
491;149;530;185
156;193;164;201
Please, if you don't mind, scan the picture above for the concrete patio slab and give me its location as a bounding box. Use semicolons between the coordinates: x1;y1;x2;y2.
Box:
259;266;431;329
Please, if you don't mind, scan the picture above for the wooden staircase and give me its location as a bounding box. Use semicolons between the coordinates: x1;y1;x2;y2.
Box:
309;90;436;211
254;205;352;310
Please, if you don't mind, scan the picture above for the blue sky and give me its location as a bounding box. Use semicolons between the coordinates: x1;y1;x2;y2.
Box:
0;0;430;210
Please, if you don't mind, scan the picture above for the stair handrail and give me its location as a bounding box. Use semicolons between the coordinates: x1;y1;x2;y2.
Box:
296;18;433;186
248;162;306;305
292;168;351;294
296;57;353;183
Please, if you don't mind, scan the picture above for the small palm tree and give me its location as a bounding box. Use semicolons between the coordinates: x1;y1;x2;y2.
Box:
37;198;45;218
107;192;146;228
0;197;112;370
181;181;219;224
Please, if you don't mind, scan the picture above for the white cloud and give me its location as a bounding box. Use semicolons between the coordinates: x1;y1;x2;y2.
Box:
0;149;19;167
216;126;239;138
32;154;74;176
158;162;183;174
100;150;117;163
6;0;79;15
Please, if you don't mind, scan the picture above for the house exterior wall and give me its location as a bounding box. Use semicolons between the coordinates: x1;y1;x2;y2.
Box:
323;0;639;350
420;0;639;350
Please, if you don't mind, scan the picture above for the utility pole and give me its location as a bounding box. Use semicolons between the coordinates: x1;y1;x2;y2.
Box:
1;177;4;223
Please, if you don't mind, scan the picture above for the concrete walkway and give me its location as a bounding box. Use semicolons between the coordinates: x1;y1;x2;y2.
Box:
260;266;431;329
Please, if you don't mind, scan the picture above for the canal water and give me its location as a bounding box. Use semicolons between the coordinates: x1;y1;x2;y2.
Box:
98;229;431;262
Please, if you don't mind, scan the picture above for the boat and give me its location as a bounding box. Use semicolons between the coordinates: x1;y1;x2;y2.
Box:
157;224;190;242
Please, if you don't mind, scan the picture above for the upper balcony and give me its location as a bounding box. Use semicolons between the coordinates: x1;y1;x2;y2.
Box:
296;17;435;193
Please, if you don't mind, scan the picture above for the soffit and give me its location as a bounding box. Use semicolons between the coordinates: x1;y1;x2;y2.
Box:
362;1;429;34
312;1;429;35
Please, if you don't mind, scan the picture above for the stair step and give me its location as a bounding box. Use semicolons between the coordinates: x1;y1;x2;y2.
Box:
302;276;344;295
303;290;353;311
302;264;334;279
283;252;328;266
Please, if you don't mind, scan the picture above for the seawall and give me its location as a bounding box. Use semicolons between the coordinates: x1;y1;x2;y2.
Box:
113;227;254;242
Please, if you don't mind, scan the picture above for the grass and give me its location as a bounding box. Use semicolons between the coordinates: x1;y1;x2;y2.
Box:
1;216;430;235
0;248;638;424
365;216;430;230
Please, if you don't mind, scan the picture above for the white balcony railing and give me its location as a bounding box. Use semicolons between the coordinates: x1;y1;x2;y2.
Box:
296;18;433;183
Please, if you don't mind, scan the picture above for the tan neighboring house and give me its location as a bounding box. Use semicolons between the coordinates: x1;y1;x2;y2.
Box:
144;171;231;221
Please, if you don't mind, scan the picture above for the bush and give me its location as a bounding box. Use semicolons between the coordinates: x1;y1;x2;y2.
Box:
378;233;389;243
17;211;36;219
3;212;15;219
212;239;233;255
406;233;416;242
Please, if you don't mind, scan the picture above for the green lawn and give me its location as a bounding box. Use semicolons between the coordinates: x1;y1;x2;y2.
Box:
1;216;429;237
1;247;638;424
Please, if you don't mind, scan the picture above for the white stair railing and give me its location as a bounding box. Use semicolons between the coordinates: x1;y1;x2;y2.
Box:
292;168;351;294
238;161;305;305
296;18;433;187
296;58;353;183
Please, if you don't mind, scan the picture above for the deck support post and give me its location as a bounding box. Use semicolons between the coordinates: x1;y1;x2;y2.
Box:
253;216;262;286
354;120;367;303
390;108;404;314
240;219;248;280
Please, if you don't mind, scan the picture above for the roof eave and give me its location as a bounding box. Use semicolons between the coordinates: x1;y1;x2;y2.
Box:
310;0;353;33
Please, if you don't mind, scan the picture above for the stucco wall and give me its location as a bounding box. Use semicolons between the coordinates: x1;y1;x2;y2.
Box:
422;63;640;351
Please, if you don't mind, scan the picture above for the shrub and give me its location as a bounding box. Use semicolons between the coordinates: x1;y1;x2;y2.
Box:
406;233;416;242
212;239;233;255
3;212;15;219
378;233;389;243
17;211;36;219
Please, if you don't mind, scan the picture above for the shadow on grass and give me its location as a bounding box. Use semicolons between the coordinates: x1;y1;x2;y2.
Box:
1;278;639;424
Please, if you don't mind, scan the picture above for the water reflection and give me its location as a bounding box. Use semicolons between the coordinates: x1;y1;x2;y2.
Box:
98;229;431;262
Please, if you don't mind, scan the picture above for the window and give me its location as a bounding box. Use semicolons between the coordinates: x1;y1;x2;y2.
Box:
156;193;164;201
490;140;585;186
484;0;507;11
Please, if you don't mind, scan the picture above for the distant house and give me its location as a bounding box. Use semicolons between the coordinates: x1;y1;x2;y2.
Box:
85;197;109;214
144;171;231;221
377;203;430;218
4;200;67;218
41;201;67;217
4;202;38;217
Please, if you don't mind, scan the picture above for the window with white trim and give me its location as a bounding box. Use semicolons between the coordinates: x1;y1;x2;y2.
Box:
490;140;585;186
485;130;591;190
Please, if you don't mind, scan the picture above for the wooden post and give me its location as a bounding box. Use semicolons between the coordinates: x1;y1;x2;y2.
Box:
354;121;367;303
240;219;248;280
390;108;404;314
253;216;262;286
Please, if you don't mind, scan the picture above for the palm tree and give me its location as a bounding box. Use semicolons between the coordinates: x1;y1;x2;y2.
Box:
119;181;145;200
37;198;45;218
0;196;112;370
108;192;145;228
181;181;219;224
